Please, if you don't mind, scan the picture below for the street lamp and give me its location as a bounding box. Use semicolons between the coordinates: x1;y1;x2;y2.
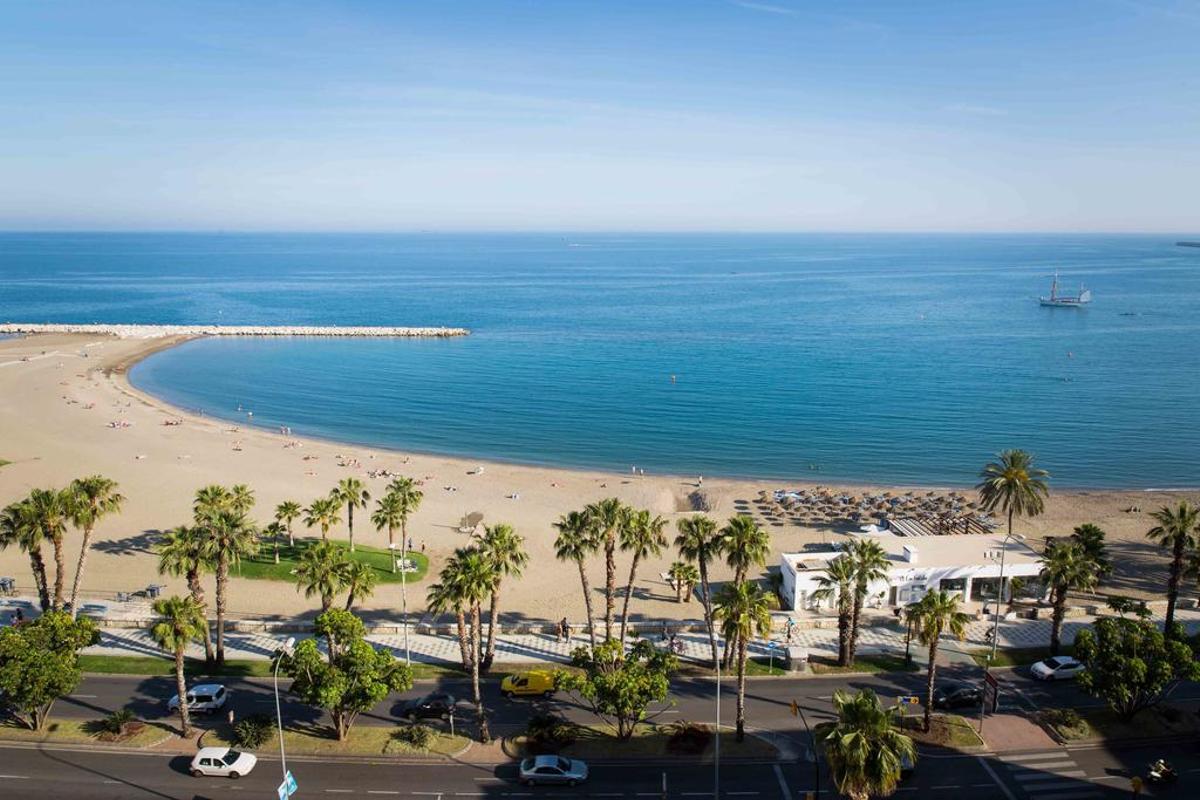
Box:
389;542;411;665
273;636;297;790
988;533;1025;663
714;643;721;800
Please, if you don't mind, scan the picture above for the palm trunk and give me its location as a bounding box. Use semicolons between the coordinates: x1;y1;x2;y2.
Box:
924;640;939;733
287;522;294;547
735;634;747;742
485;581;501;667
388;524;396;572
604;534;616;641
215;553;228;666
675;579;682;603
1050;586;1066;656
838;606;851;667
187;567;215;666
619;554;642;642
400;539;409;658
454;610;471;671
699;562;718;670
28;548;50;612
68;524;95;618
273;530;279;564
848;590;864;666
347;504;355;552
576;558;597;649
51;536;66;610
471;604;490;742
344;590;356;612
175;646;192;737
1166;539;1184;635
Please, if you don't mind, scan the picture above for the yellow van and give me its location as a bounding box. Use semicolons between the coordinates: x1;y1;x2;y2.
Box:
501;670;556;699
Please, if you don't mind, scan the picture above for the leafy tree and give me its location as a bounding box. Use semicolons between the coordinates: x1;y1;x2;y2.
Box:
342;559;378;612
1105;595;1151;620
149;595;208;736
811;556;856;667
675;515;721;668
976;449;1050;540
284;609;413;740
304;496;342;542
295;540;351;612
554;510;601;648
713;581;772;741
155;524;215;665
197;503;258;665
332;477;370;552
847;538;889;666
275;500;302;547
618;509;667;642
584;498;629;642
555;639;676;740
1146;501;1199;635
1040;540;1098;655
1071;523;1111;578
477;523;528;668
65;475;124;617
911;590;970;733
821;688;916;800
0;500;52;611
1075;617;1200;720
0;611;98;730
667;561;699;603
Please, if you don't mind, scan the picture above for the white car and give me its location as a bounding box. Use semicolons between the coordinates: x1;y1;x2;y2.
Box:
1030;655;1084;680
189;747;257;779
168;683;228;714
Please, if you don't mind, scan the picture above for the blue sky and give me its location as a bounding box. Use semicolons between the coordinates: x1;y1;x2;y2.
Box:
2;0;1197;231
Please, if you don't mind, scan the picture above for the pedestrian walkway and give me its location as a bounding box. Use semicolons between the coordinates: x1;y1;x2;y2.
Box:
995;750;1101;800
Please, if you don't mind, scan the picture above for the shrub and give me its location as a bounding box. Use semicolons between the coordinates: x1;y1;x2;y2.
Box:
525;713;577;751
661;720;711;754
99;708;135;736
233;714;275;749
388;724;436;752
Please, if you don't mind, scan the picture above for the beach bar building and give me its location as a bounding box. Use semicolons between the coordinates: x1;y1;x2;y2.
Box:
779;533;1043;612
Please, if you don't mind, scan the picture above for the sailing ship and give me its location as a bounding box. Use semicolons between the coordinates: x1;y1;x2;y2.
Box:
1039;271;1092;307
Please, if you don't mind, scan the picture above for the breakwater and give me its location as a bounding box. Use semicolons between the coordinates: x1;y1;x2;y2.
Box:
0;323;469;339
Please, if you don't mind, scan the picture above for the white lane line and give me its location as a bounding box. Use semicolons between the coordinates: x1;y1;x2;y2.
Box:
70;694;98;698
1014;770;1087;782
326;791;354;794
0;775;29;779
931;786;962;790
1000;751;1071;763
975;756;1016;800
772;763;793;800
1009;762;1078;773
368;793;401;796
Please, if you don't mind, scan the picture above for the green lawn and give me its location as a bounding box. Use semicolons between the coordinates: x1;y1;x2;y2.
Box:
206;722;469;757
0;718;173;748
509;722;777;761
970;645;1073;668
233;539;428;583
1041;705;1200;743
899;713;984;749
809;653;920;675
80;653;464;680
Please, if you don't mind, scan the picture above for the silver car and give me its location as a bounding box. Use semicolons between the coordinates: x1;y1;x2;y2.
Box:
519;755;589;786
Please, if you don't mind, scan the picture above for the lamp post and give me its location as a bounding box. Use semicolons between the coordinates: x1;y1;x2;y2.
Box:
988;533;1025;663
273;636;297;791
714;643;721;799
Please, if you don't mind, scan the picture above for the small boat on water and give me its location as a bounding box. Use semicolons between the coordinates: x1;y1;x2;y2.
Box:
1040;271;1092;307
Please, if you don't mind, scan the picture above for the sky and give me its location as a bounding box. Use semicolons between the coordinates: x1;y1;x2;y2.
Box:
1;0;1198;232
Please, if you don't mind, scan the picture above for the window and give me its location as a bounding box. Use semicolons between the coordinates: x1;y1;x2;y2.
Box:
223;751;242;765
535;767;560;775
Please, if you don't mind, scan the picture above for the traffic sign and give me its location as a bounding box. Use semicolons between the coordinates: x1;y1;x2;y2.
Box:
897;695;920;705
278;770;298;799
984;671;999;689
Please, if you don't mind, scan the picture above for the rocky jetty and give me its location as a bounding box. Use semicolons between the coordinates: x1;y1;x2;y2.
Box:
0;323;469;339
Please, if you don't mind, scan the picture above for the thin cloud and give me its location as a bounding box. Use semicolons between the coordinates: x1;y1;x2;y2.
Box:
732;1;797;15
945;103;1008;117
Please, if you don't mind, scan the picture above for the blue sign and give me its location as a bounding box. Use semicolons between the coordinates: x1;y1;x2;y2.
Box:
278;771;298;799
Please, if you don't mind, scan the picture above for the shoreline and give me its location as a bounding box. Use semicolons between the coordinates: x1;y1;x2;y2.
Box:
0;323;470;338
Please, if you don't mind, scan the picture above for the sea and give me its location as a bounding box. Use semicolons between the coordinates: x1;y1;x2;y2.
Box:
2;232;1198;488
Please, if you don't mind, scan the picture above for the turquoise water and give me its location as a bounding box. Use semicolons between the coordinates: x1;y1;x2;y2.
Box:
3;232;1198;487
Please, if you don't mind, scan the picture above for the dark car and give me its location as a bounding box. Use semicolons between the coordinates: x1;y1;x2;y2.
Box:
402;692;457;721
932;681;982;710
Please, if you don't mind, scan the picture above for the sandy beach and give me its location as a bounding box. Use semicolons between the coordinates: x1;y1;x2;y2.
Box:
0;332;1190;624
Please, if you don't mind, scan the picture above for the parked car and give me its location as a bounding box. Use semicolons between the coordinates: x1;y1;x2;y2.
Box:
1030;656;1084;681
189;747;257;779
932;681;983;709
519;755;589;786
77;603;109;620
168;683;228;714
501;670;556;699
900;753;915;781
402;692;456;721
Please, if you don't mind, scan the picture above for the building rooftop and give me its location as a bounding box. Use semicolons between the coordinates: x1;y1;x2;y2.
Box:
782;533;1040;572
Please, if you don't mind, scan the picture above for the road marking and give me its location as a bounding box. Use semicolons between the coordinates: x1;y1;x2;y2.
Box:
326;791;354;795
454;794;485;797
0;775;29;779
70;694;98;698
772;764;792;800
1000;752;1072;763
368;792;400;796
1010;762;1077;773
1014;771;1087;782
728;793;760;796
931;786;962;790
682;793;712;796
975;756;1016;800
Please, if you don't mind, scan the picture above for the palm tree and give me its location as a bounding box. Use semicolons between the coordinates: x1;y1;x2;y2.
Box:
193;484;232;519
618;509;668;642
584;498;628;642
477;523;529;669
275;500;302;547
332;478;370;552
427;551;472;670
1071;523;1111;578
25;488;71;610
811;555;856;667
675;514;721;668
264;521;285;564
1147;501;1200;635
385;476;423;554
910;590;970;732
667;561;699;603
1039;540;1099;655
198;508;258;665
821;688;917;800
304;496;342;542
295;540;350;612
150;595;208;737
156;525;215;665
64;475;124;617
713;581;771;741
846;538;889;666
372;491;406;570
0;500;52;611
341;559;378;611
229;484;255;515
554;511;601;649
434;547;494;742
976;449;1050;540
717;514;770;668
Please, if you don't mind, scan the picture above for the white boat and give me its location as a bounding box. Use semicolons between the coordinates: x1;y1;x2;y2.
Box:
1039;271;1092;307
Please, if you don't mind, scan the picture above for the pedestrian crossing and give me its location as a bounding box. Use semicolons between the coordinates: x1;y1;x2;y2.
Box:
997;751;1102;800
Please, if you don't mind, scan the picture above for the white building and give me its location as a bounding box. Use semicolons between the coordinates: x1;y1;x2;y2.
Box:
779;533;1043;612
